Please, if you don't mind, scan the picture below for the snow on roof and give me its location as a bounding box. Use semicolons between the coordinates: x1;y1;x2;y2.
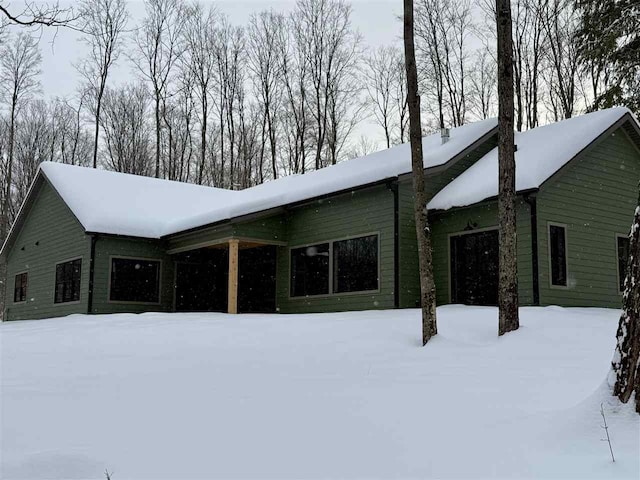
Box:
39;117;497;238
428;107;636;211
40;163;239;238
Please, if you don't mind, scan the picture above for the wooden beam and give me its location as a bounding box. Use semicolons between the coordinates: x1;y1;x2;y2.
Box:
227;239;239;314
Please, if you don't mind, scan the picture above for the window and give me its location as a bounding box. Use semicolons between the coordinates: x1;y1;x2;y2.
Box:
14;272;27;303
333;235;378;293
290;234;380;298
110;258;161;303
549;224;567;287
617;235;630;292
290;243;329;297
55;259;82;303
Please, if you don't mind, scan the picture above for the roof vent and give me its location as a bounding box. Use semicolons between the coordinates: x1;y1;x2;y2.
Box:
441;127;450;144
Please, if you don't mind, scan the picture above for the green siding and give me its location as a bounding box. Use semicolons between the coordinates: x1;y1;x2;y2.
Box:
4;180;90;320
536;128;640;308
91;236;175;314
275;185;395;313
430;200;534;305
167;215;287;253
397;135;499;308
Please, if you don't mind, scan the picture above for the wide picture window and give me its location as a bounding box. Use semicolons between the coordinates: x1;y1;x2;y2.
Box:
290;234;379;297
110;258;161;303
55;259;82;303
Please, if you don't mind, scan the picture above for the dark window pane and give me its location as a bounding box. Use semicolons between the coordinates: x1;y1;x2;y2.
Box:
549;225;567;286
54;259;82;303
290;244;329;297
333;235;379;293
110;258;161;303
14;272;27;302
618;236;630;292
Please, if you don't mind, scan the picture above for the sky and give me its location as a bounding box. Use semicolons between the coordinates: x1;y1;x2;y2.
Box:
26;0;404;100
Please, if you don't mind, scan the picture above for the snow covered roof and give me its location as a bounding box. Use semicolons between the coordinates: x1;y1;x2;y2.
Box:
428;107;638;211
34;117;497;239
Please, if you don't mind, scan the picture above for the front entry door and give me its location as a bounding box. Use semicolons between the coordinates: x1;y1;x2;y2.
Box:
450;229;499;305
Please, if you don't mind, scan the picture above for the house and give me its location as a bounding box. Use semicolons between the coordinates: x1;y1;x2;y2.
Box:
1;107;638;321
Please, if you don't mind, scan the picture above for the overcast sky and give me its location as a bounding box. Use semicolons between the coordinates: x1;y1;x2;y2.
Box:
28;0;403;100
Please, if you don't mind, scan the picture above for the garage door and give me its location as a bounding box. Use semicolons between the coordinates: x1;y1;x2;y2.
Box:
450;229;499;306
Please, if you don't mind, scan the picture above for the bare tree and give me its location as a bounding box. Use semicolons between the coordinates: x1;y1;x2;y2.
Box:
0;31;41;321
496;0;519;335
404;0;437;346
296;0;361;169
278;12;310;175
247;10;285;180
0;1;80;29
215;18;245;189
133;0;186;179
364;45;400;149
13;100;56;209
52;94;93;166
183;2;217;185
161;68;196;183
77;0;128;169
469;46;497;119
538;0;580;120
99;83;153;175
612;190;640;413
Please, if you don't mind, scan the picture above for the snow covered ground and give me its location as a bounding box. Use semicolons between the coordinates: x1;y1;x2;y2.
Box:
1;306;638;479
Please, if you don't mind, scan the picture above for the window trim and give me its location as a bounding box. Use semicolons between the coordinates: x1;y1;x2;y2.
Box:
615;232;630;294
108;255;163;305
52;256;83;306
13;270;28;304
288;232;381;300
446;226;499;303
547;222;569;289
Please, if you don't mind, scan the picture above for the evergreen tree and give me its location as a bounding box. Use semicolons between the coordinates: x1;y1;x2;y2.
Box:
576;0;640;113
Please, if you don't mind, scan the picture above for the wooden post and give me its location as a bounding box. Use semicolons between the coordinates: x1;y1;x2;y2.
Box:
227;239;239;314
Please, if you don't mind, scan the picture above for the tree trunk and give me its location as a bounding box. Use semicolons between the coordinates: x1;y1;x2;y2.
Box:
92;100;101;169
404;0;437;346
0;99;17;321
496;0;519;336
612;193;640;413
155;95;161;178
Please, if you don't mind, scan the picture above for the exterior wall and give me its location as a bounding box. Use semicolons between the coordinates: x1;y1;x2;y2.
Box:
166;215;287;253
275;185;395;313
91;236;176;314
536;128;640;308
397;134;499;308
429;200;534;306
4;181;91;320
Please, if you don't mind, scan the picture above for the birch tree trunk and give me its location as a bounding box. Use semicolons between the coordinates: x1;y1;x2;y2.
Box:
404;0;437;346
612;195;640;413
496;0;519;336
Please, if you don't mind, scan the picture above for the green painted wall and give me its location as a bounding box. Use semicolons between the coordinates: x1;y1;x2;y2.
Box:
167;214;287;252
4;180;90;320
536;128;640;308
91;236;175;314
275;185;395;313
397;134;499;307
429;200;534;305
